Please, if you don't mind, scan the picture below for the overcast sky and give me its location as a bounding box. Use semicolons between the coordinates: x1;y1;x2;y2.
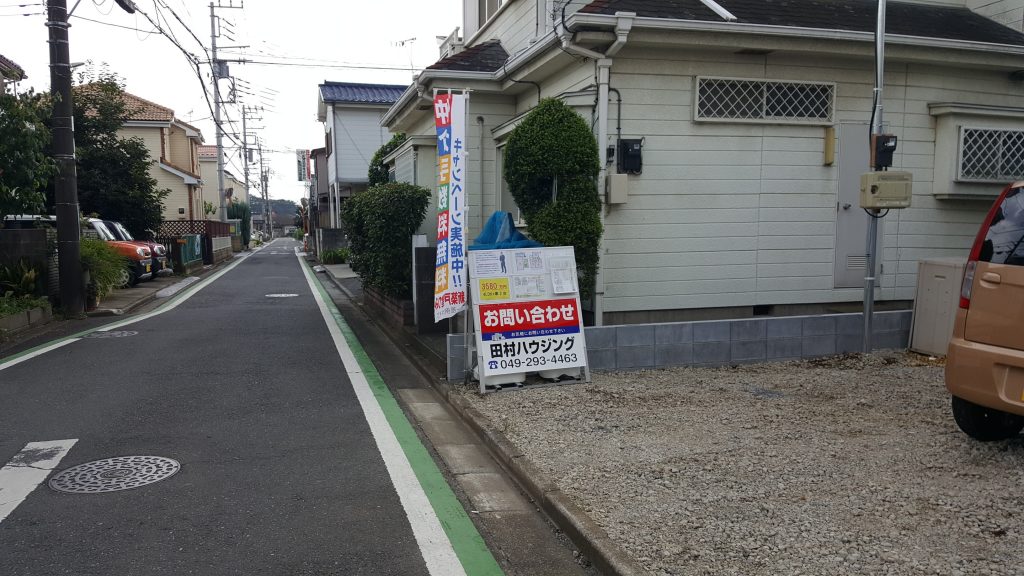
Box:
2;0;463;203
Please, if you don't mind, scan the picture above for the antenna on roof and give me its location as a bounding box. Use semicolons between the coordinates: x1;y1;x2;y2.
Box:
698;0;737;22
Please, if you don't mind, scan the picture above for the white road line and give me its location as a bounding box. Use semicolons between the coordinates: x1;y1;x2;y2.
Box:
0;440;77;524
297;253;467;576
0;251;257;374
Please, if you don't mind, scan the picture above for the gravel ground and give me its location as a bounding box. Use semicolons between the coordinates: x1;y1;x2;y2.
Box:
457;351;1024;576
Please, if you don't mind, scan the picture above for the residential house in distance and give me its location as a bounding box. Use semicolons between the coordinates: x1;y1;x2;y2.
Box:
0;54;26;93
115;91;204;221
383;0;1024;339
198;145;249;215
316;81;408;229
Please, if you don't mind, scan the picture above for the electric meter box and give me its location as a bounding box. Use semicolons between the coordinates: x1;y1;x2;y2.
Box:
859;171;912;209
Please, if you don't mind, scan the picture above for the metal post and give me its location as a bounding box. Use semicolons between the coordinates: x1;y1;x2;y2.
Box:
47;0;83;317
210;2;227;222
863;0;886;353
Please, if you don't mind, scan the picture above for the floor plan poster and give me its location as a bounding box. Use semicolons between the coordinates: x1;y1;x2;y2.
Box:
468;247;588;377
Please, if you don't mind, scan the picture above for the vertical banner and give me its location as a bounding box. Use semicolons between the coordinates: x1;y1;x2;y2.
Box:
433;91;468;322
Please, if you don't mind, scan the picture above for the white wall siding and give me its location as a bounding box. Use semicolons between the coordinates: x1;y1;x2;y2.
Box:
395;147;415;185
594;45;1011;314
331;107;390;182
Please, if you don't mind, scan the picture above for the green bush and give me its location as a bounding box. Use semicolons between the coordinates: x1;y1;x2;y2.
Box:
0;294;49;318
227;201;252;247
503;98;603;300
320;248;350;265
340;182;430;299
368;133;406;187
0;260;43;297
291;228;305;241
79;238;126;297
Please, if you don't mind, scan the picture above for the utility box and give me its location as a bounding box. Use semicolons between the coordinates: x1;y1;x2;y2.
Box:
860;171;912;209
607;173;628;204
910;257;966;356
617;138;643;175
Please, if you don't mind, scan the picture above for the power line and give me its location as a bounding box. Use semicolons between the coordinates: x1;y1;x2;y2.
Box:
70;13;156;32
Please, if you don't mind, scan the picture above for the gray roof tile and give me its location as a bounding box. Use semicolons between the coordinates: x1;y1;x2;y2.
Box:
319;82;408;104
427;40;509;72
580;0;1024;46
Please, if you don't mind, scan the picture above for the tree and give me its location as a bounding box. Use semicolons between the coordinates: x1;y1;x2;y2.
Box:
368;132;406;187
0;91;53;221
504;98;603;300
49;75;169;237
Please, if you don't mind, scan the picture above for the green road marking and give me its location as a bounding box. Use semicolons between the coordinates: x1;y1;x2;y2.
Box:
307;263;503;576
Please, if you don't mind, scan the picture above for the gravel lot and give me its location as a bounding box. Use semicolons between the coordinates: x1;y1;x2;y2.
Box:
458;352;1024;576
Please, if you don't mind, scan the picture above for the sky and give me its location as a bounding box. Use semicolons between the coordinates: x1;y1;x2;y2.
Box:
2;0;463;203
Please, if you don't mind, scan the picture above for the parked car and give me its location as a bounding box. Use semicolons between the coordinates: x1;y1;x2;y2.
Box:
2;215;153;288
103;220;172;277
946;181;1024;441
83;218;154;287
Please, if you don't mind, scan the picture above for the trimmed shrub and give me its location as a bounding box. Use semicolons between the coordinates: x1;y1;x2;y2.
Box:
227;201;252;246
340;182;430;299
503;98;603;300
368;132;407;187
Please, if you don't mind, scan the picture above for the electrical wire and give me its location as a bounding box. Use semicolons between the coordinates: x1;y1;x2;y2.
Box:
70;13;157;32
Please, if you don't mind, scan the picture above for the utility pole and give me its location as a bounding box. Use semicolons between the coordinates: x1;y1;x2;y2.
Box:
209;3;227;222
209;1;242;222
863;0;886;352
46;0;83;316
258;140;270;238
241;105;249;201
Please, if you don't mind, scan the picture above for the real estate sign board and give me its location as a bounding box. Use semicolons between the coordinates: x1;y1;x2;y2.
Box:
468;247;589;377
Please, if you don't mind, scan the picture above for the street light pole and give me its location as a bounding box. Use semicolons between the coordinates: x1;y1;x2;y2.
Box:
46;0;83;317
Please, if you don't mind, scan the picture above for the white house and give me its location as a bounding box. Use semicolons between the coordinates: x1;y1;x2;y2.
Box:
382;0;1024;326
316;82;409;227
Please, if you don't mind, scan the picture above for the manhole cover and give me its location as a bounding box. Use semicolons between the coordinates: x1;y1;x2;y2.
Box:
83;330;138;339
49;456;180;494
265;294;299;298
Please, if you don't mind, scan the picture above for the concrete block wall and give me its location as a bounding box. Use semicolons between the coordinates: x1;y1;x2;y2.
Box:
447;311;912;381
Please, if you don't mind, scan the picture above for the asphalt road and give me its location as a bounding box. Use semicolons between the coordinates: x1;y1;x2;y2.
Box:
0;239;479;575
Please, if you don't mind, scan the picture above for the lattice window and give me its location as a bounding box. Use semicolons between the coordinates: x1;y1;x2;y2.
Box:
958;127;1024;182
695;77;835;124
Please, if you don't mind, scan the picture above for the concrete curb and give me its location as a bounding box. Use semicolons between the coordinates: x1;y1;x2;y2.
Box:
324;273;646;576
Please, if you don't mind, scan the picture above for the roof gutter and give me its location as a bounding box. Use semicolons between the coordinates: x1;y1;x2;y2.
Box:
568;12;1024;55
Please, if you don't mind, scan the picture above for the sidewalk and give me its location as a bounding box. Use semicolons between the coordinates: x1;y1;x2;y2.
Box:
320;262;643;576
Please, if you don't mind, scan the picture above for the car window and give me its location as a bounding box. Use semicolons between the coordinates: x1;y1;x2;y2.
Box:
112;222;135;240
980;187;1024;266
91;221;116;241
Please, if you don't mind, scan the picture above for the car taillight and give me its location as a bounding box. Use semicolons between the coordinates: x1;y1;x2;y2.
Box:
960;183;1015;309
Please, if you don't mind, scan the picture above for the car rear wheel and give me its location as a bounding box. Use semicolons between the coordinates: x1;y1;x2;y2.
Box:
951;396;1024;441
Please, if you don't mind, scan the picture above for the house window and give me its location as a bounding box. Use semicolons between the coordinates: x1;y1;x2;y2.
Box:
695;77;835;124
496;145;523;224
478;0;504;27
958;127;1024;182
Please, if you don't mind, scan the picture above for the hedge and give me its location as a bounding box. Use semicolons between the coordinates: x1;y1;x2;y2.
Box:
340;182;431;299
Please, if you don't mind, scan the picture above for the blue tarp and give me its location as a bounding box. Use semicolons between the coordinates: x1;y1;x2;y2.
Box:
469;211;542;250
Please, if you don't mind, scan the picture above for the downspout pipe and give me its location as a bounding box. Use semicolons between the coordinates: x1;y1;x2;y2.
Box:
556;12;634;326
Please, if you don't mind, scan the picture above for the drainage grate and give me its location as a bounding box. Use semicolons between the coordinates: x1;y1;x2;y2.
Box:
83;331;138;339
49;456;180;494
